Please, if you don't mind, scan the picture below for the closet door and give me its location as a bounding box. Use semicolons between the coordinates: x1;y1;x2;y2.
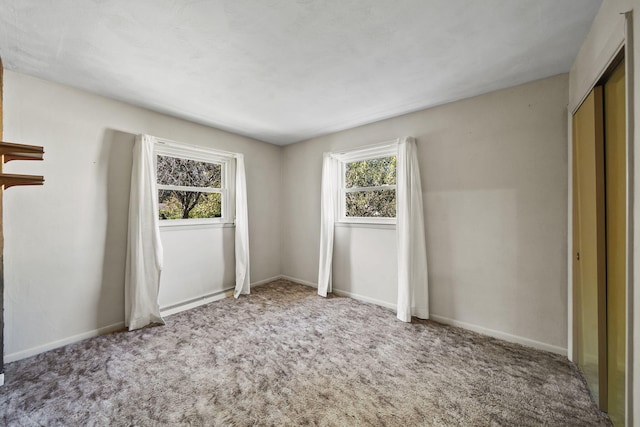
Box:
572;87;607;409
604;59;626;426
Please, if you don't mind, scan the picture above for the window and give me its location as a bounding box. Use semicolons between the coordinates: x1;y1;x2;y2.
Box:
155;141;234;226
337;145;397;224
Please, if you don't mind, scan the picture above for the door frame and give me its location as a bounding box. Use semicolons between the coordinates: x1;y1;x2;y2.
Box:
567;12;634;425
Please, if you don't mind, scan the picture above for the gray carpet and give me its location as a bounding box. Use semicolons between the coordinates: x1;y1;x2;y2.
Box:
0;279;609;426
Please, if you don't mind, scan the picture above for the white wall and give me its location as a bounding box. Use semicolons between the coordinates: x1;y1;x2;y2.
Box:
158;226;235;310
281;74;569;353
568;0;639;423
333;224;397;308
2;70;282;360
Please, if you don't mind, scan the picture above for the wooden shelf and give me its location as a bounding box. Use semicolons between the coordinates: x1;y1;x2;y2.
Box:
0;141;45;190
0;141;44;163
0;173;44;189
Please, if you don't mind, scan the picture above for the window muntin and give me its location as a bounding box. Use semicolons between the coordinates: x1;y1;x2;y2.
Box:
337;146;397;224
154;143;233;226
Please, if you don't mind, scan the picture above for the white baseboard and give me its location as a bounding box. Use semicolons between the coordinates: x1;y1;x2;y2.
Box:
332;288;396;310
161;275;284;317
280;275;318;288
282;274;566;357
4;275;567;365
280;276;394;311
331;289;428;319
5;321;125;364
161;288;234;317
429;314;567;356
5;276;285;364
252;275;284;287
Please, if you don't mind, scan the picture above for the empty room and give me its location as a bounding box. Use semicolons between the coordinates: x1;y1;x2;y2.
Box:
0;0;638;425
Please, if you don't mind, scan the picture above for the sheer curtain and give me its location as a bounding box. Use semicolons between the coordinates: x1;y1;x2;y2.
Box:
125;134;165;331
234;154;251;298
317;153;339;297
396;137;429;322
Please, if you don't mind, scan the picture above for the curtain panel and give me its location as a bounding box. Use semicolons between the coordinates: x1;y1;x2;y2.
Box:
396;137;429;322
125;134;165;331
234;154;251;298
317;153;339;297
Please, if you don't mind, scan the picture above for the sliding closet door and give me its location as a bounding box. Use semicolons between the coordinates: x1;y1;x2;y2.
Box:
572;87;607;409
604;59;626;426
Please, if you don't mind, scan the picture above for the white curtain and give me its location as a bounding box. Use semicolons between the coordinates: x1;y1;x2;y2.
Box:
125;134;165;331
317;153;339;297
234;154;251;298
396;137;429;322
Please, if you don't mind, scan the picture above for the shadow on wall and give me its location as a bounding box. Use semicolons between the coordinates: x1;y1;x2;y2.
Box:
96;129;136;328
333;226;352;293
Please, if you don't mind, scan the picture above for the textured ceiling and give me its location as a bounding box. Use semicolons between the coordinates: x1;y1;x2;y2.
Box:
0;0;601;145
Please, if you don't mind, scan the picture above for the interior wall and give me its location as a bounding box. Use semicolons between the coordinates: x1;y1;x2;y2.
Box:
158;226;235;309
281;74;569;353
333;225;397;308
568;0;638;422
2;70;281;360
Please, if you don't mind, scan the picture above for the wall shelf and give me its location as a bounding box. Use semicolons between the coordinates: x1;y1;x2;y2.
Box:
0;141;44;163
0;141;45;189
0;173;45;189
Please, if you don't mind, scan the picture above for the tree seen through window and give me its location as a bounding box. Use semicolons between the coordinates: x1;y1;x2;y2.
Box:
344;156;396;218
157;155;223;220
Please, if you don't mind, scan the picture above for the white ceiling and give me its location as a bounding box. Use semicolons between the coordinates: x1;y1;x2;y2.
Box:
0;0;601;145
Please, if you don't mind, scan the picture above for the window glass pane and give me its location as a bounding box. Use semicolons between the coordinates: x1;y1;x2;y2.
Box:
158;190;221;220
345;189;396;218
345;156;396;188
157;155;222;188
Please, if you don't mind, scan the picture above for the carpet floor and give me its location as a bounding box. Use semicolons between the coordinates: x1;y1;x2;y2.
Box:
0;279;609;426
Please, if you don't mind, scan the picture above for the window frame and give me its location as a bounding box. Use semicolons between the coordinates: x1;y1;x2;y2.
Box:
335;144;398;225
154;139;235;227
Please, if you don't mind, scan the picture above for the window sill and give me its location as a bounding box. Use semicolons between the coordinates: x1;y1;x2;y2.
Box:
335;221;396;230
159;221;235;231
